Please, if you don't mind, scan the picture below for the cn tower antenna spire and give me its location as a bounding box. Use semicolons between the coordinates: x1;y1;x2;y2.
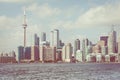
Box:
23;7;27;27
23;7;27;59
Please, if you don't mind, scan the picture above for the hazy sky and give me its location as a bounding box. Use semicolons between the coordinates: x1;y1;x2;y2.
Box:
0;0;120;54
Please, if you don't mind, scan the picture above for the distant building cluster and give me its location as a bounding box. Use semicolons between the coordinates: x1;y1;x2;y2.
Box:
0;51;16;63
75;28;120;63
18;28;120;63
18;30;64;63
1;10;120;64
17;10;120;63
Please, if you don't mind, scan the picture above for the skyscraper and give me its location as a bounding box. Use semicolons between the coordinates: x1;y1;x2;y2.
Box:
82;38;89;62
41;32;46;42
18;46;24;62
34;33;39;46
39;46;44;62
74;39;80;54
50;31;54;46
50;29;60;48
40;32;50;46
62;43;73;62
118;36;120;54
108;29;117;53
25;47;31;59
75;50;83;62
31;46;39;61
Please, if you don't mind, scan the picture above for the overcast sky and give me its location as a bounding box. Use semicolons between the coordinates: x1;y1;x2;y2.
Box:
0;0;120;54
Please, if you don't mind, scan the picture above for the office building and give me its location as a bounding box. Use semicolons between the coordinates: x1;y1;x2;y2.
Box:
74;39;80;55
41;32;46;42
62;43;73;62
50;31;54;46
56;48;62;61
108;29;117;53
34;33;39;46
18;46;24;62
75;50;83;62
0;52;16;63
59;40;64;49
40;32;49;46
25;47;31;59
82;39;89;62
31;46;39;61
118;36;120;54
100;36;108;46
43;46;56;62
50;29;60;49
39;46;44;62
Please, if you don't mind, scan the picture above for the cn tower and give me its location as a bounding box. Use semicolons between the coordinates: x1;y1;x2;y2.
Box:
22;8;27;58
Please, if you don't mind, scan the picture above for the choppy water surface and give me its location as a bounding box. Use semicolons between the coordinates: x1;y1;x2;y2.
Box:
0;63;120;80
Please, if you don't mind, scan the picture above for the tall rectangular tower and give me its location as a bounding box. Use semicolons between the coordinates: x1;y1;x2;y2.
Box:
41;32;46;42
62;43;73;62
50;29;59;49
118;36;120;53
74;39;80;56
34;33;39;46
108;30;117;53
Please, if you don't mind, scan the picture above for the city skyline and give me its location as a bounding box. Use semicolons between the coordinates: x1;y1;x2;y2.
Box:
0;0;120;55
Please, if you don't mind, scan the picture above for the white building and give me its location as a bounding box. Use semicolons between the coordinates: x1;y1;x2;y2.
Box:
75;50;83;62
62;43;73;62
50;29;60;49
39;46;44;62
50;31;54;46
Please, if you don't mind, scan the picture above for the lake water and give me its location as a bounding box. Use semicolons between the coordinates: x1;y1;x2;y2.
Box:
0;63;120;80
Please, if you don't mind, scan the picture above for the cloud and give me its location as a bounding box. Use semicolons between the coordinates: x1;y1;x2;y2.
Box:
76;2;120;28
0;0;33;3
76;5;120;27
0;16;22;52
27;3;61;18
51;2;120;30
0;16;20;30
